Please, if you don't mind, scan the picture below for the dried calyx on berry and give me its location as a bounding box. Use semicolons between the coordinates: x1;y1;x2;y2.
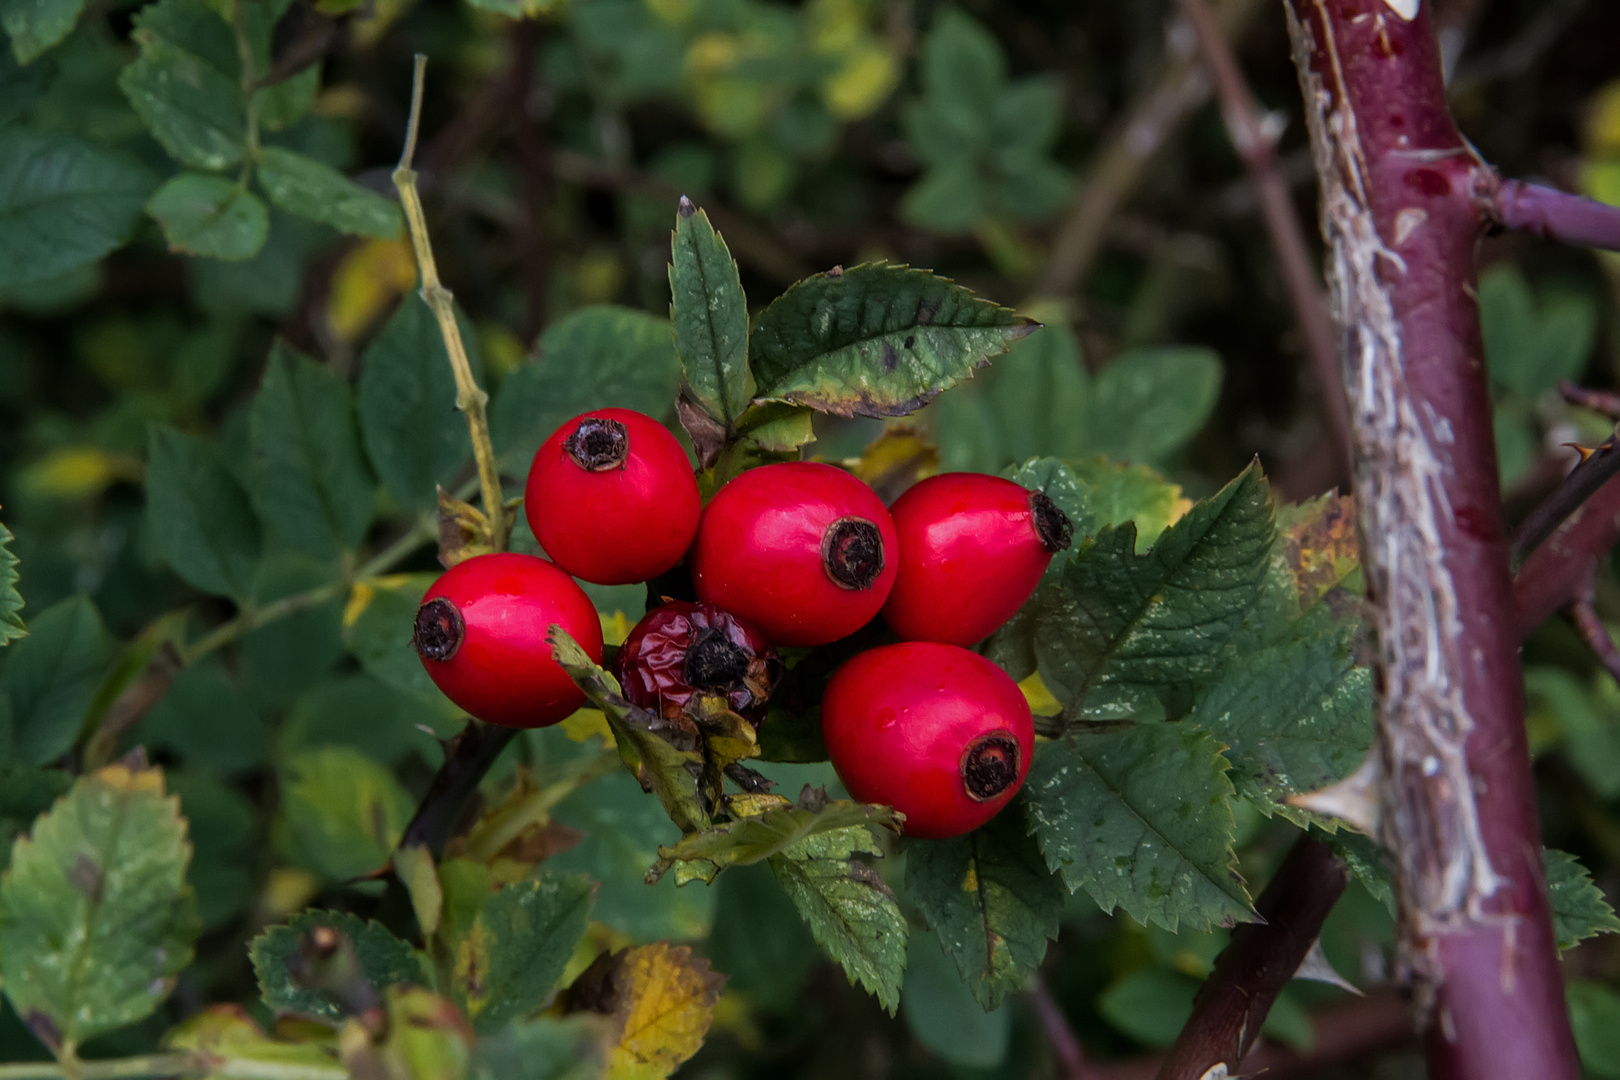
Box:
615;600;781;725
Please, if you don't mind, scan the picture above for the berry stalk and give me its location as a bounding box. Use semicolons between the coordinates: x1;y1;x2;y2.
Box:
393;54;510;553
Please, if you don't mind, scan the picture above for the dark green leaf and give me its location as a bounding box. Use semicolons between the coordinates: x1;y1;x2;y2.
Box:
278;746;413;882
0;595;112;767
145;172;268;261
490;305;681;468
1096;967;1198;1047
749;261;1036;418
1;0;85;64
255;65;319;133
255;147;402;239
0;522;20;648
1546;848;1620;952
135;654;272;774
248;341;376;558
905;808;1062;1010
704;862;820;1013
1026;726;1255;931
250;910;426;1022
1188;608;1373;819
1029;463;1272;717
357;295;478;515
1526;667;1620;800
769;823;907;1014
143;424;263;602
168;772;255;929
0;128;156;289
650;797;902;885
670;200;752;426
1568;980;1620;1080
470;1015;606;1080
282;674;444;767
456;871;594;1034
119;0;246;171
547;770;717;943
1085;347;1221;464
0;762;198;1049
933;324;1088;472
549;626;709;834
900;933;1009;1067
1481;264;1597;397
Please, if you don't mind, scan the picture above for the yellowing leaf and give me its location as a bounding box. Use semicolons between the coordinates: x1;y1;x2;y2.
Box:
841;423;939;502
1019;672;1062;717
326;238;418;344
606;943;725;1079
395;845;443;938
1587;80;1620;157
166;1004;341;1078
822;42;899;120
562;708;615;745
20;447;140;500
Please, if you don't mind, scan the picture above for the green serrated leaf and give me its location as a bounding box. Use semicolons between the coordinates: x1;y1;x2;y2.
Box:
255;64;319;132
278;746;414;883
548;626;709;834
0;762;199;1049
905;808;1062;1010
168;772;255;930
0;128;156;289
357;295;479;515
1188;608;1373;820
1030;462;1272;717
1;595;113;767
933;324;1088;472
0;521;21;647
1;0;86;64
255;147;402;239
768;823;907;1014
1546;848;1620;952
143;424;263;602
456;871;594;1034
119;3;246;171
490;306;681;469
1067;458;1189;551
749;261;1036;418
1097;966;1198;1047
250;909;426;1021
1026;725;1255;931
1085;347;1221;464
249;341;376;558
146;172;268;261
650;798;902;885
670;201;753;426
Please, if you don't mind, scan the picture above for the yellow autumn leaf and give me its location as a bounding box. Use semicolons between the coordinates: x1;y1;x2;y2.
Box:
1018;672;1063;718
326;238;419;344
20;446;140;500
606;943;725;1080
822;41;899;120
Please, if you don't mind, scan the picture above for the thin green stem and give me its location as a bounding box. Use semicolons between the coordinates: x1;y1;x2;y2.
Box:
178;517;435;667
391;54;510;552
231;0;262;191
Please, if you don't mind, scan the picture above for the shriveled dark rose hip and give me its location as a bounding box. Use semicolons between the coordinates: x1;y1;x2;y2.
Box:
615;600;781;725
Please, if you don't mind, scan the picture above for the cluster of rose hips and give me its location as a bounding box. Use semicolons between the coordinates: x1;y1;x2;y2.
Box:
412;407;1073;839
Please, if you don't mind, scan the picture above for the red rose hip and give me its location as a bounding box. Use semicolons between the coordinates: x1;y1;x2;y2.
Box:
412;552;604;728
821;642;1034;839
525;407;700;585
883;473;1073;646
615;600;780;725
689;461;898;647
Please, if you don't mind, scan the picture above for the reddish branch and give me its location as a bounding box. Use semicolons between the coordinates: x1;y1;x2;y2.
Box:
1175;0;1352;482
1154;835;1350;1080
1028;972;1088;1080
1485;177;1620;251
1282;1;1579;1076
1513;474;1620;637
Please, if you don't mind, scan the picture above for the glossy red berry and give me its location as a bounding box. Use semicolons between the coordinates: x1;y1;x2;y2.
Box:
690;461;898;647
821;642;1034;839
524;407;701;585
883;473;1073;646
615;600;781;725
412;552;604;728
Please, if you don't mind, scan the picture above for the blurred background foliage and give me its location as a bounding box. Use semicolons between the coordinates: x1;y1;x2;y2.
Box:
6;0;1620;1076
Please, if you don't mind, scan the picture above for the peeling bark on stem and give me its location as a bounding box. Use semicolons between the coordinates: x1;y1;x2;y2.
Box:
1283;2;1578;1076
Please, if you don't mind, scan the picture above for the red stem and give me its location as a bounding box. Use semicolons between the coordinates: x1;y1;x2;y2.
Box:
1283;2;1578;1077
1486;178;1620;252
1512;473;1620;638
